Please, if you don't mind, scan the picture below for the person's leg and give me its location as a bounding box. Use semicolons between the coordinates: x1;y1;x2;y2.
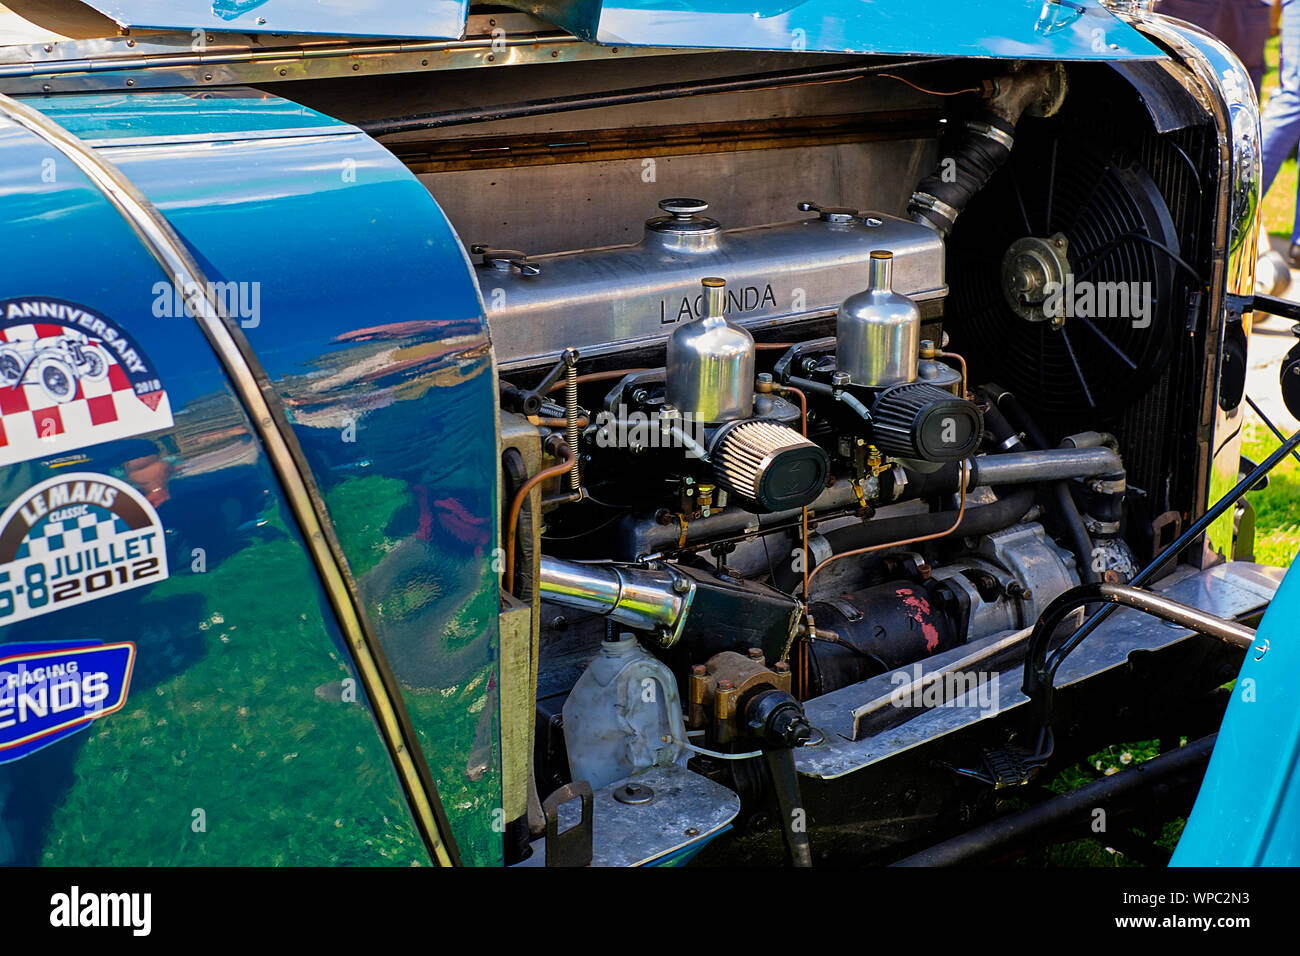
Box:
1256;0;1300;250
1261;0;1300;197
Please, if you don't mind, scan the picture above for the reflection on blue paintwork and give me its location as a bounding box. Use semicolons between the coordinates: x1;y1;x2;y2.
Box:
523;0;1165;60
36;0;1164;59
0;106;431;865
22;89;504;865
29;90;346;143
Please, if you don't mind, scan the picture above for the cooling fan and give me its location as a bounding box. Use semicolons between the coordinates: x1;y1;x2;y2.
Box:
947;133;1181;420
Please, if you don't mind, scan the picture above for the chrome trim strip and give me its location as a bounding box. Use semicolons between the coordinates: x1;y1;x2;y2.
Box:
1123;12;1261;565
0;16;700;94
0;92;461;867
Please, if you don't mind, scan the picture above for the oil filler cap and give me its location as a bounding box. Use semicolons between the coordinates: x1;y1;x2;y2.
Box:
870;382;982;463
646;198;720;235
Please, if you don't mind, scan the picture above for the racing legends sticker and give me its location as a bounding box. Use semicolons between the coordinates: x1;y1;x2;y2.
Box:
0;640;135;763
0;297;173;465
0;473;169;625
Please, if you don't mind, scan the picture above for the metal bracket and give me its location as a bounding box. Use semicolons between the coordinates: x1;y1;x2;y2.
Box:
471;243;540;276
543;781;594;867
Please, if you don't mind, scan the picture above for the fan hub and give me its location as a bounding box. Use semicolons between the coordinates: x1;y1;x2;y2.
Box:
1000;233;1072;328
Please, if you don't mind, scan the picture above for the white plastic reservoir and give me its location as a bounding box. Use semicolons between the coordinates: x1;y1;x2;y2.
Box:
562;633;688;790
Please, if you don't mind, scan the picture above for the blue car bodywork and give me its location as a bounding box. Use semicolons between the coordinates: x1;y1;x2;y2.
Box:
0;87;497;865
1174;559;1300;866
0;0;1289;867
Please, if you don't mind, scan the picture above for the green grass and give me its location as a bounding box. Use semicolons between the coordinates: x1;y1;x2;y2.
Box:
1242;423;1300;567
1026;740;1171;867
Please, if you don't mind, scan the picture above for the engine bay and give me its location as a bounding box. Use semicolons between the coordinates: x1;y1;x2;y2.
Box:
288;47;1250;865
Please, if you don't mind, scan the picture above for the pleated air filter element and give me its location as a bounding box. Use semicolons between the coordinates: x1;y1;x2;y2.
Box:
710;420;829;513
870;382;982;462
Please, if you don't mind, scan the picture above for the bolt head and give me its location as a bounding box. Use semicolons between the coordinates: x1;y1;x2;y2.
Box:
716;679;734;690
747;647;765;661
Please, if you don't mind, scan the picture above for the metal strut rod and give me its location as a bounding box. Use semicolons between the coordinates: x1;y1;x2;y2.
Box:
1023;581;1256;735
892;734;1217;867
1028;424;1300;718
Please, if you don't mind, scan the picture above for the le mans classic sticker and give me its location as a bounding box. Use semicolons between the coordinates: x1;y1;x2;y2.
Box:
0;473;169;625
0;640;135;763
0;297;173;465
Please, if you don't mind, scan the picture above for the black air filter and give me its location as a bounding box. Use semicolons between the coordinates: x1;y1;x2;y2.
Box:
870;382;982;462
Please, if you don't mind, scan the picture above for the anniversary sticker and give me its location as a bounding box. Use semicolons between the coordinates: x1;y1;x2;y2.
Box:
0;297;174;465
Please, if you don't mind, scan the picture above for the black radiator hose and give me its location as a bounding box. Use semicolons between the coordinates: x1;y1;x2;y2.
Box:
908;65;1054;235
909;109;1016;236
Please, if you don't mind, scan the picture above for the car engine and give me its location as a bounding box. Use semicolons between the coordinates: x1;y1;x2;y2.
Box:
355;45;1237;865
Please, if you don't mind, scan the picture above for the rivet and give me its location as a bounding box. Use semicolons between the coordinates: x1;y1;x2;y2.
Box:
352;63;360;71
